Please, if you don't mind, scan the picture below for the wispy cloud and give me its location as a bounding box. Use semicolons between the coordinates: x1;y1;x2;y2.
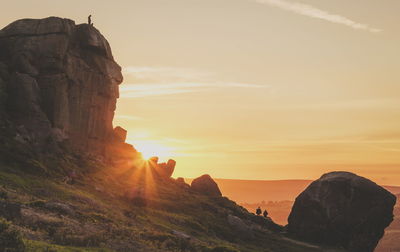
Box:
120;66;269;98
254;0;381;33
114;115;144;121
120;83;202;98
271;98;400;111
122;66;210;81
120;82;266;98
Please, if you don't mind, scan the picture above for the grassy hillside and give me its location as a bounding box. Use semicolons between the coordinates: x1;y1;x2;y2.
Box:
0;136;345;251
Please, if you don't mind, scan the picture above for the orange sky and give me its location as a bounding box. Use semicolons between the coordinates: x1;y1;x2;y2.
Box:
2;0;400;185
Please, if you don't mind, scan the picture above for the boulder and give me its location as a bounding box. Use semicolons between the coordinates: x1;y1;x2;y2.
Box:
112;126;127;143
156;159;176;178
287;171;396;252
191;174;222;197
0;17;123;156
148;158;176;178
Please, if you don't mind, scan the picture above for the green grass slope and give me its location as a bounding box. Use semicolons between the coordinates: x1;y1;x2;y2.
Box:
0;135;345;252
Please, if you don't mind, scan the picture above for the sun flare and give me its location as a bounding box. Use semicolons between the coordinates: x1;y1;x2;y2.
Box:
128;139;175;161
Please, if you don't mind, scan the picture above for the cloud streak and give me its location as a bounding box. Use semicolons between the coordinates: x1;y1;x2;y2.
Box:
120;66;269;98
120;83;201;98
122;66;211;81
120;82;267;98
114;115;144;121
254;0;381;33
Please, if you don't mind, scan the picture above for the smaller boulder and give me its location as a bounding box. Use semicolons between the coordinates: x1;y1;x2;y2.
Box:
157;159;176;178
112;126;127;143
150;158;176;178
191;174;222;197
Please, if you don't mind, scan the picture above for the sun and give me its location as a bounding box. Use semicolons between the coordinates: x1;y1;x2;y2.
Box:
129;139;174;161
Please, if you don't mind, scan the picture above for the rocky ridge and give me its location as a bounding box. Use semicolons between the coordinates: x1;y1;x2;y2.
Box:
0;17;127;158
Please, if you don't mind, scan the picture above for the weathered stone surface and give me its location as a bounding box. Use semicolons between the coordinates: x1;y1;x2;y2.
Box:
156;159;176;178
0;17;123;156
112;126;127;143
287;171;396;252
191;174;222;197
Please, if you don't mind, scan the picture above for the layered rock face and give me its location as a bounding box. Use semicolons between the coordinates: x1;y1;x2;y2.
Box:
0;17;123;155
191;174;222;197
287;172;396;252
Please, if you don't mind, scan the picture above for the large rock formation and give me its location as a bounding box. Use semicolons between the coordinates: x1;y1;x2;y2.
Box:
0;17;123;156
287;171;396;252
191;174;222;197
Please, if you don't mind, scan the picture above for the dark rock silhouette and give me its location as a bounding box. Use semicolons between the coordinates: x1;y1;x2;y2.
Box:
287;171;396;252
148;157;176;178
191;174;222;197
0;17;123;156
112;126;127;143
156;159;176;178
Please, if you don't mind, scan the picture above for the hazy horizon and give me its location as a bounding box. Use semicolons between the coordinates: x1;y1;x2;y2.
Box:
3;0;400;185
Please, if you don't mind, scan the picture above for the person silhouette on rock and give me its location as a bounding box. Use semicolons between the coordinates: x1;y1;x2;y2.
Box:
256;206;262;216
263;209;268;218
88;15;93;26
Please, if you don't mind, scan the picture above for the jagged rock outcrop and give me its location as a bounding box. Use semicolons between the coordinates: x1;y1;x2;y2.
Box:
191;174;222;197
156;159;176;178
287;171;396;252
148;157;176;178
112;126;127;142
0;17;124;156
